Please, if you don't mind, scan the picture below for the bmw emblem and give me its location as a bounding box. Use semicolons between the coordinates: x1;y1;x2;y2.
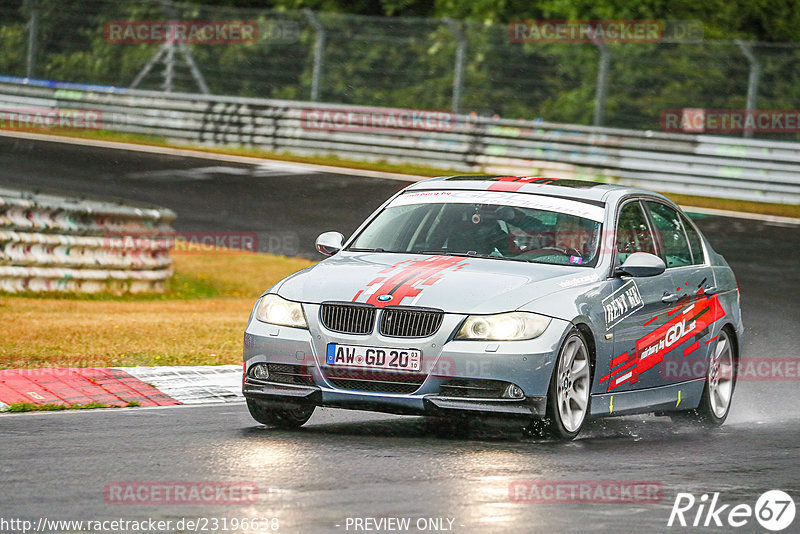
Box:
376;294;393;302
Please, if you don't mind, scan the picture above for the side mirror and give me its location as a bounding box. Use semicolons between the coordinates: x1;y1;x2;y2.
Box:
315;231;344;257
615;252;666;277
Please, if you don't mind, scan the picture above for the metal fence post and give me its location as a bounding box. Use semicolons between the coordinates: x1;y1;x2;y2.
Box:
736;40;761;139
593;41;610;127
444;18;467;114
304;10;325;102
25;0;38;78
164;42;175;93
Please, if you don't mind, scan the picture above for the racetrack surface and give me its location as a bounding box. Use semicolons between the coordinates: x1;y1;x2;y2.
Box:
1;134;799;533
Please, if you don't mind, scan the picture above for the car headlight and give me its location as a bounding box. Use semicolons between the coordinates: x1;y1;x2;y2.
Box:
254;294;307;329
455;312;551;341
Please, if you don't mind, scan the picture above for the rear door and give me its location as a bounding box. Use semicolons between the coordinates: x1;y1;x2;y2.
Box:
640;200;725;386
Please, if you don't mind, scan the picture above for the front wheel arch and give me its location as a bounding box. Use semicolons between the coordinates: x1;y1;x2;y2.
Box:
573;322;597;380
540;326;594;440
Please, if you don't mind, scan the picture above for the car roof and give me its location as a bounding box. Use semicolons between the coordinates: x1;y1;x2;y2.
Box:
406;175;661;204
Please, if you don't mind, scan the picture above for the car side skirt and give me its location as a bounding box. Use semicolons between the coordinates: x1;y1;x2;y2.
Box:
589;379;706;418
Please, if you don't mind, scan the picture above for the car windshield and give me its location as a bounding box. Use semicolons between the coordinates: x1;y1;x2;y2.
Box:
349;191;603;266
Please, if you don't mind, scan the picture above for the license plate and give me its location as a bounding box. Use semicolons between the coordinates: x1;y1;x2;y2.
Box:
326;344;422;372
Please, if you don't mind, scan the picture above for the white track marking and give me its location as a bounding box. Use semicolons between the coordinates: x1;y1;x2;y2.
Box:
1;129;794;221
0;130;424;182
120;365;243;404
682;205;800;226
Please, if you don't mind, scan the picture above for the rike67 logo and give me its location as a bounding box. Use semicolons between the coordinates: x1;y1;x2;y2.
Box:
668;490;796;531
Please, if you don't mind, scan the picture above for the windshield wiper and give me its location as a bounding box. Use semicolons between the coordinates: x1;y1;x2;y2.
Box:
418;250;537;263
419;250;482;257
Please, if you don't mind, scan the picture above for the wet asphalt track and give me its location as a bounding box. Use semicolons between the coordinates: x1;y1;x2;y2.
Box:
1;134;799;533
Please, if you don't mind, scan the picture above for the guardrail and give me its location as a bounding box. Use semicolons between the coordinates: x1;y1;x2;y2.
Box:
0;187;175;293
1;77;799;204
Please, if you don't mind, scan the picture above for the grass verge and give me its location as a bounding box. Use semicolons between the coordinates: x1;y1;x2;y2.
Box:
0;252;315;369
4;401;139;412
9;127;797;218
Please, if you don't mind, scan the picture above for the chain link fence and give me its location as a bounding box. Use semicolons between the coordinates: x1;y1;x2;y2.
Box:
1;0;800;137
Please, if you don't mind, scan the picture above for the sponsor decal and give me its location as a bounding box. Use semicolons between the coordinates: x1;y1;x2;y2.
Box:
352;256;468;308
602;280;644;330
558;272;600;288
600;284;726;391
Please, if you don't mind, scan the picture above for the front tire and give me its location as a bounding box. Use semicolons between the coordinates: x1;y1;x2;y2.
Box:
543;329;592;440
247;399;315;429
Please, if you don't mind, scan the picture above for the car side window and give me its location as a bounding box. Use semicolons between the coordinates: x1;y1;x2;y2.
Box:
681;213;705;265
646;202;692;268
616;201;656;264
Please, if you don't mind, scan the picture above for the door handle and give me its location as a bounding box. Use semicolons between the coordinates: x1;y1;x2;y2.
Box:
703;285;719;295
661;292;679;304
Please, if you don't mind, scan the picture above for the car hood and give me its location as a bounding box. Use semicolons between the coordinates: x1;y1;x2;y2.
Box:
275;252;601;315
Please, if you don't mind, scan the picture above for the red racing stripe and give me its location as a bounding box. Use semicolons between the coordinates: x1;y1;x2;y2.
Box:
354;255;468;308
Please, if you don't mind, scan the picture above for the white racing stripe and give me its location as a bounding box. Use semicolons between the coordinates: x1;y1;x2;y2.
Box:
120;365;243;404
391;189;606;222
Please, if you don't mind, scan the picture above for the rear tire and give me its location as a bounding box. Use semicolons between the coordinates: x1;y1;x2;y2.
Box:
672;328;736;426
247;399;315;428
541;328;592;440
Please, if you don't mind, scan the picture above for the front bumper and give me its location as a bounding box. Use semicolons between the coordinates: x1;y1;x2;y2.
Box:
243;304;570;420
243;378;547;418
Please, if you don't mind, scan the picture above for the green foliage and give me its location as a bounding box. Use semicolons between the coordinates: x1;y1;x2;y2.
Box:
1;0;798;133
4;401;121;412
